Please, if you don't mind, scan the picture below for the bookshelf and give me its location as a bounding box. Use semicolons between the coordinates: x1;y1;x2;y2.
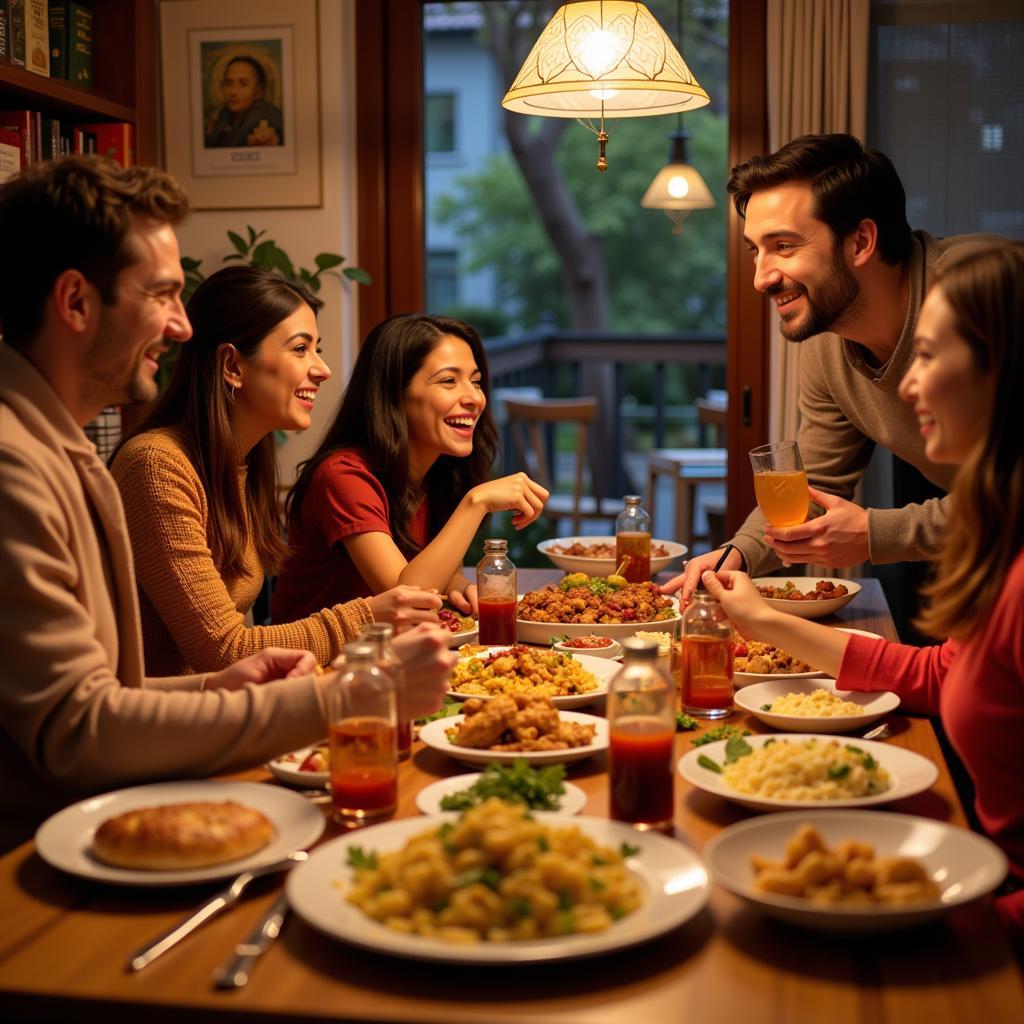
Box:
0;0;156;163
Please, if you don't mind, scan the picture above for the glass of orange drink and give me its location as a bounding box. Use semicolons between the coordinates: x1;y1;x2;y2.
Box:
749;440;809;527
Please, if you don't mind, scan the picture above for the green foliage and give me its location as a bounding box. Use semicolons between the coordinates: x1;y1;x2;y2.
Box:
437;302;510;338
180;224;371;304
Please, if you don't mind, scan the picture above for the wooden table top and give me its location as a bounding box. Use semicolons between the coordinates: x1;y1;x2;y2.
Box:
1;573;1021;1024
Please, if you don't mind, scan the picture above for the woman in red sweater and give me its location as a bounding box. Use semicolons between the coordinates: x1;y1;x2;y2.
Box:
702;242;1024;941
272;314;548;621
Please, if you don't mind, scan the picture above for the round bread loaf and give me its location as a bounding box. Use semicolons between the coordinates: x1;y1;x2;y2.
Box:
91;801;275;870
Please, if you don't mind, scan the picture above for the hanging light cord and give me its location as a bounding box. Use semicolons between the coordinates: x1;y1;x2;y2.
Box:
576;0;610;171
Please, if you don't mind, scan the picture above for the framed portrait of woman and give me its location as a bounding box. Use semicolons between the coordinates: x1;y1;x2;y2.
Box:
160;0;321;209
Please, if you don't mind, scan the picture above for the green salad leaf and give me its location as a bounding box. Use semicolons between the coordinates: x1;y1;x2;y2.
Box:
439;759;567;812
691;724;751;747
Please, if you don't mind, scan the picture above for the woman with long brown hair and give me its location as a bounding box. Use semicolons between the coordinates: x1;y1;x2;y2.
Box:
702;241;1024;941
271;313;548;622
111;265;443;676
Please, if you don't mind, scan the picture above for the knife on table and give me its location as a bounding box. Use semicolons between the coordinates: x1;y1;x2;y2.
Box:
213;893;290;990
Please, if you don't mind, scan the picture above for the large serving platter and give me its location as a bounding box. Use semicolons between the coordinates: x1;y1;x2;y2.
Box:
35;780;325;886
676;733;938;812
516;595;681;645
752;577;861;619
418;711;608;768
287;813;711;963
537;536;688;576
705;810;1006;932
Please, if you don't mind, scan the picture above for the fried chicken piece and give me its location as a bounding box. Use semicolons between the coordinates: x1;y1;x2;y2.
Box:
452;695;518;748
509;693;561;740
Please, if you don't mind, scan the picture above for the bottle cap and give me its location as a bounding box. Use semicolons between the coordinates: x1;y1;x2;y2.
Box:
342;642;376;662
361;623;394;640
483;538;508;552
620;636;659;659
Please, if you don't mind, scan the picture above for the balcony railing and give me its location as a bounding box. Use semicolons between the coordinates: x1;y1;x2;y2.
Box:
484;329;727;498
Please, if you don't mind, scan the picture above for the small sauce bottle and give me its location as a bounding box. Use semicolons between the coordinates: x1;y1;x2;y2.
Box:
615;495;652;583
608;636;676;833
476;539;517;645
360;622;411;760
680;590;734;719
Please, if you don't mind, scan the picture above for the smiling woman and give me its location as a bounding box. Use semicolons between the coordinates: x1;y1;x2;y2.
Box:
271;313;549;622
107;266;415;676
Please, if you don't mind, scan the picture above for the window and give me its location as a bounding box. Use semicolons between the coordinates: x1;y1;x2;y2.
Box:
426;250;458;309
426;92;456;153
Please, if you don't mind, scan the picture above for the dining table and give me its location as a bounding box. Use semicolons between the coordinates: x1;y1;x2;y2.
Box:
1;570;1021;1024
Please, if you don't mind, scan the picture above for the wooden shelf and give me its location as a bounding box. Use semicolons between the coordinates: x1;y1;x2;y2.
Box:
0;63;135;122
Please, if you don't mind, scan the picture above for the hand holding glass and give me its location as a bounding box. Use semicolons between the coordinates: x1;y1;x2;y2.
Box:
749;441;809;527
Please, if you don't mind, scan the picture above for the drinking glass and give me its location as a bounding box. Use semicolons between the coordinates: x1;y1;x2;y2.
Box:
749;440;809;527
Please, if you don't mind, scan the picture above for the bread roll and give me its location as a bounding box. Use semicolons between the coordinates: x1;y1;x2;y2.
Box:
91;801;275;870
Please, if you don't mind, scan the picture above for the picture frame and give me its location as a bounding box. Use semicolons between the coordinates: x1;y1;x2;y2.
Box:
160;0;321;209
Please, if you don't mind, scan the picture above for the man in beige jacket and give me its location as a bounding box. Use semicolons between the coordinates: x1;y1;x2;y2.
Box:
0;157;453;851
668;133;1002;602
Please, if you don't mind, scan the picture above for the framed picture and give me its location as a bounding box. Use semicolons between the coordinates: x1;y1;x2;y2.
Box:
160;0;321;209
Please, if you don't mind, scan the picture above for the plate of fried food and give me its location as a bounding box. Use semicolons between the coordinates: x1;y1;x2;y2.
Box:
677;734;938;812
447;644;615;708
705;812;1006;931
752;577;861;619
418;694;608;767
267;743;329;788
537;536;688;576
34;780;325;886
516;576;681;645
733;678;900;733
732;637;827;686
437;607;478;648
287;799;711;962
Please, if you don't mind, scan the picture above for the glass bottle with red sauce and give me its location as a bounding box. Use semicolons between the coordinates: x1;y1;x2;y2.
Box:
608;636;676;833
326;642;398;826
680;590;734;719
615;495;652;583
360;622;411;760
476;538;517;645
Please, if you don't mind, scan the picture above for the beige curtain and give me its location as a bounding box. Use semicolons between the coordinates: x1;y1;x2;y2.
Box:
766;0;870;442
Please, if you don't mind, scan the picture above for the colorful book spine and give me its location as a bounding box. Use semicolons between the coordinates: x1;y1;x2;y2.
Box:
0;126;22;183
1;1;11;63
47;0;65;77
24;0;48;77
67;0;89;85
9;0;25;67
0;109;33;165
73;121;133;166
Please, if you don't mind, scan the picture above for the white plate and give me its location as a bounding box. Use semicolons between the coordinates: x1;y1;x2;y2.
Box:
752;577;861;619
705;810;1007;932
733;678;900;733
517;594;681;646
35;780;326;886
537;536;688;577
287;813;710;962
445;626;479;649
414;773;588;816
447;646;615;708
552;637;622;660
677;733;938;812
266;745;329;789
419;711;609;768
733;628;884;687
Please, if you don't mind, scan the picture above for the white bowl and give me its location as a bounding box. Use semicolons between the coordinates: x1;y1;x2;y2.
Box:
537;536;688;577
705;810;1007;931
552;636;622;659
733;678;900;733
752;577;861;619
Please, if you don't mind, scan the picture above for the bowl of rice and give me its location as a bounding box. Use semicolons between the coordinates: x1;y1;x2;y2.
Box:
733;679;900;733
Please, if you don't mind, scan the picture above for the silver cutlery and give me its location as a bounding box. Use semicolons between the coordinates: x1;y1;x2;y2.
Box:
126;850;307;973
213;892;290;990
862;722;891;741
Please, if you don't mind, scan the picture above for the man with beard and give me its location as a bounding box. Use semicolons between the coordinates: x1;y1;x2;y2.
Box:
668;134;1002;602
0;156;453;851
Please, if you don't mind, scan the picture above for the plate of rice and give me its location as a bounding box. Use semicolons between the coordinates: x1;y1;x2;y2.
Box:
733;678;900;733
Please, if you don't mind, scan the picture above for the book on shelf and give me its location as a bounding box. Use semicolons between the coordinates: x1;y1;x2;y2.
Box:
24;0;48;77
0;126;22;183
0;109;33;164
48;0;90;84
9;0;25;67
73;121;132;166
1;2;11;64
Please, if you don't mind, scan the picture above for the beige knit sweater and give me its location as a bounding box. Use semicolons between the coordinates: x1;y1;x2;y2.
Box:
111;428;372;675
732;230;1002;576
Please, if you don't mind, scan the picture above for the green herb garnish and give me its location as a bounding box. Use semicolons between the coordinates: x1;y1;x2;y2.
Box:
724;735;753;764
438;759;567;812
828;763;851;780
697;753;722;773
676;711;700;731
416;696;462;725
761;703;773;711
692;724;751;747
619;841;641;859
346;846;378;871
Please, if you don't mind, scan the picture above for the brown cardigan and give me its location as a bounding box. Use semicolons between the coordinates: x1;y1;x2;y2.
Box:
0;346;327;851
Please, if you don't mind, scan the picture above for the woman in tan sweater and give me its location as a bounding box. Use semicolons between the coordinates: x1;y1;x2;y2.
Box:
111;266;442;675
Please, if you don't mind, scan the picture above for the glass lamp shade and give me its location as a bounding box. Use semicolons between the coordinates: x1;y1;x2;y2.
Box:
502;1;710;119
641;129;714;231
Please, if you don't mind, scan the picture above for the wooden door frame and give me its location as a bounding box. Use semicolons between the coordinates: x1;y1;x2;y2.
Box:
354;0;771;538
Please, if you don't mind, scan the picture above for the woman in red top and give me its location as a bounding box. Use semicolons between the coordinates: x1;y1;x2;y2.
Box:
702;242;1024;943
272;314;548;621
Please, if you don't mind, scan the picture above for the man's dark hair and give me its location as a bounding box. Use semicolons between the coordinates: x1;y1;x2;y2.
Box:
0;156;190;350
727;133;913;265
